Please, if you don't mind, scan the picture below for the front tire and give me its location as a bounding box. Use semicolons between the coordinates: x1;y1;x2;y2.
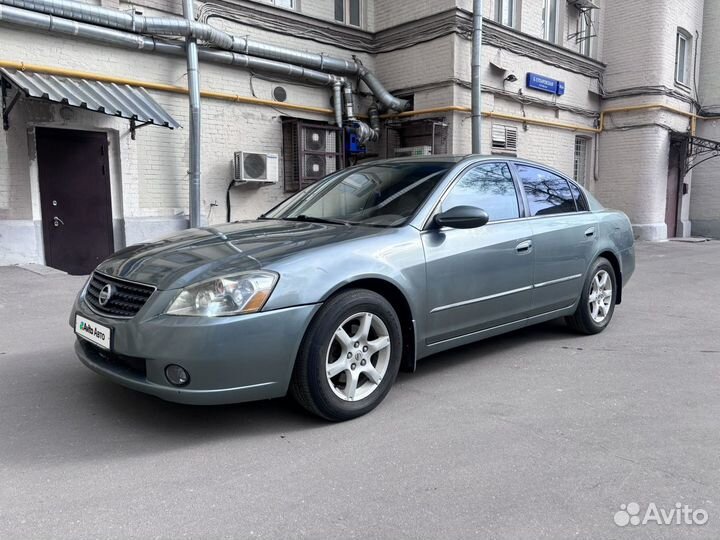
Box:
566;257;617;335
290;289;402;421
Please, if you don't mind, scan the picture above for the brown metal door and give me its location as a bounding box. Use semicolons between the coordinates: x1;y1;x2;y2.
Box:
36;128;114;275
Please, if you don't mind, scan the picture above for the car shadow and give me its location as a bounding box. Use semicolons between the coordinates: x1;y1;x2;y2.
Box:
1;318;583;465
403;318;575;382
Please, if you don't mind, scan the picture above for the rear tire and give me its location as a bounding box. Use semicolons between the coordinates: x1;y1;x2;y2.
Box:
290;289;402;421
566;257;617;335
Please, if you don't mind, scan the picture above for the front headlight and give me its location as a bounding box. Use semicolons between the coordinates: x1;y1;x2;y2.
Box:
165;271;278;317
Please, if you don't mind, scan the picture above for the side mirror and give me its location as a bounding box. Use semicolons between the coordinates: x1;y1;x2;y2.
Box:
434;205;490;229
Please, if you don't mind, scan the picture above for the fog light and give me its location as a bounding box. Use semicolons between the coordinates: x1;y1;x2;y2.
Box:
165;364;190;387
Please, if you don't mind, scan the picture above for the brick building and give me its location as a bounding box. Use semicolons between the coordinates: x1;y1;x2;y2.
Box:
0;0;718;272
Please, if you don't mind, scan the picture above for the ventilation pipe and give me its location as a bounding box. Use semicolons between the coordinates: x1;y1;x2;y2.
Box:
0;5;346;115
0;0;410;112
471;0;483;154
183;0;201;228
332;82;343;128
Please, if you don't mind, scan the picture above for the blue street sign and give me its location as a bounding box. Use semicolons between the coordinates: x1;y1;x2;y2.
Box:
526;73;565;96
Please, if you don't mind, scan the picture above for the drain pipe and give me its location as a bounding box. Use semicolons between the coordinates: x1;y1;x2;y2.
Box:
471;0;483;154
0;0;410;112
183;0;201;229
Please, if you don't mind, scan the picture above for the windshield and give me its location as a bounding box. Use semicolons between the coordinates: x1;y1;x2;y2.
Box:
263;161;453;227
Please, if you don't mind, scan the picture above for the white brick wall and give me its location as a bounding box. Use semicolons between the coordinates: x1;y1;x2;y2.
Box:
2;0;720;269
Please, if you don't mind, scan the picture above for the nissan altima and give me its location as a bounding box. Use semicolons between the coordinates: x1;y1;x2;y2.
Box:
71;156;635;421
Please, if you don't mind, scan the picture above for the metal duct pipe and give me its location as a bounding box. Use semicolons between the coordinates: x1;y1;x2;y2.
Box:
183;0;201;229
342;84;356;121
471;0;483;154
333;82;343;128
0;6;347;98
0;0;410;111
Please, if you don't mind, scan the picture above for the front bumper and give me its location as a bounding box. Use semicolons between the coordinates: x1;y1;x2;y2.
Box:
71;290;321;405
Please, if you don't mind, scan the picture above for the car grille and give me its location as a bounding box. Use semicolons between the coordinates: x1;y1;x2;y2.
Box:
85;272;155;318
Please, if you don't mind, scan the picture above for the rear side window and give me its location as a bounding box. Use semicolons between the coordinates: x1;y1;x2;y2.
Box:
516;165;577;216
443;162;520;221
568;181;589;212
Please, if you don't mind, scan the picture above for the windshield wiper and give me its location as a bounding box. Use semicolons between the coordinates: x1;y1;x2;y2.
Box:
283;215;352;226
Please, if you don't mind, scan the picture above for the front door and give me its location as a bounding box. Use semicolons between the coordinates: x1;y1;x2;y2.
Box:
422;162;534;345
36;128;114;275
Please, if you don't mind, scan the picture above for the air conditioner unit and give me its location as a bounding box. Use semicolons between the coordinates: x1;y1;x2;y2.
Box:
233;151;279;185
394;145;433;157
281;119;344;192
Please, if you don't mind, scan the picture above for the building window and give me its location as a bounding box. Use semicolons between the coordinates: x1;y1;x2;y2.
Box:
573;136;590;186
267;0;295;8
543;0;559;43
335;0;361;27
675;29;692;86
495;0;517;29
575;7;596;57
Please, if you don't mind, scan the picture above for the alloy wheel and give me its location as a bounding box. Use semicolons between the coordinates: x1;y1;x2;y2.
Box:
588;269;613;323
325;312;391;402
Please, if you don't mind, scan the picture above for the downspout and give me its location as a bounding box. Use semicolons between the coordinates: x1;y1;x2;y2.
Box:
471;0;483;154
183;0;201;229
0;0;410;112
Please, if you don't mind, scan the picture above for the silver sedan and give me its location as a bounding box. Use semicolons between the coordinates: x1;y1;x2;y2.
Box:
71;156;635;420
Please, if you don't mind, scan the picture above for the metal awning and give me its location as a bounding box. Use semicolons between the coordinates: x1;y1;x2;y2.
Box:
1;68;181;133
670;131;720;177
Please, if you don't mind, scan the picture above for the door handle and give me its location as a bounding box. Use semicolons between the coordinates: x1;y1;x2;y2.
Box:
584;227;596;238
516;240;532;253
53;216;65;227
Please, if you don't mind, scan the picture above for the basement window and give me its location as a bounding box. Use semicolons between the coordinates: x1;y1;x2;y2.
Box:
335;0;361;27
491;124;518;155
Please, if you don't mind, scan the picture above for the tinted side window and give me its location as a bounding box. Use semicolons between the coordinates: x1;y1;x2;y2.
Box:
443;162;520;221
568;181;589;212
516;165;577;216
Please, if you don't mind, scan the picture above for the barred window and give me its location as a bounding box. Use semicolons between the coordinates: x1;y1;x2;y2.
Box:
573;137;589;186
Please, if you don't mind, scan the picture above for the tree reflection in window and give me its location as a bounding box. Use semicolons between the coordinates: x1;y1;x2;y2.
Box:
516;165;577;216
443;162;520;221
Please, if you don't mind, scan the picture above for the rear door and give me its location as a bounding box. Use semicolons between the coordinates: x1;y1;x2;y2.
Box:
422;161;534;344
513;163;597;316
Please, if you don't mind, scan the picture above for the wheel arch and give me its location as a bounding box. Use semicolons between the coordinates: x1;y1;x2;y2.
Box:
323;278;418;373
597;250;623;304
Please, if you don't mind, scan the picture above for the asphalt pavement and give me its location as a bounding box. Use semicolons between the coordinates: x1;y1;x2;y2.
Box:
0;241;718;539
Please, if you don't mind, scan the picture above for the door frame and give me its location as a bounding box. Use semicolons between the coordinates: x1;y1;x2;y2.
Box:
28;123;125;267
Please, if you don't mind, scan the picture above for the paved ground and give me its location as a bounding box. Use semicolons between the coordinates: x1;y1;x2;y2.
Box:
0;242;718;539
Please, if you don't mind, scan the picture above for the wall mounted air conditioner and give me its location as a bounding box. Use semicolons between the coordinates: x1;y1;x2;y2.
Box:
233;151;279;186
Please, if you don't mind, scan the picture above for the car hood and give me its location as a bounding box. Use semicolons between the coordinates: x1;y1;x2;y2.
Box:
96;220;389;290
